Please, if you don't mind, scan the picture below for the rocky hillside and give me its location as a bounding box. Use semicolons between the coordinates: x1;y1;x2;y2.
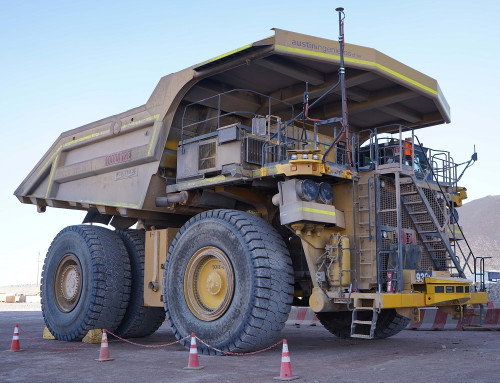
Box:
458;195;500;274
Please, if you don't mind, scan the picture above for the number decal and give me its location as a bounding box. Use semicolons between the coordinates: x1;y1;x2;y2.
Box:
415;270;432;283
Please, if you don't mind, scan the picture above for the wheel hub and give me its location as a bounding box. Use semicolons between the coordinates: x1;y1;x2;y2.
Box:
54;254;83;312
184;246;234;321
206;271;222;295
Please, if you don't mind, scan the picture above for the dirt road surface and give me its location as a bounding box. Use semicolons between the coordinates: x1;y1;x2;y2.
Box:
0;310;499;383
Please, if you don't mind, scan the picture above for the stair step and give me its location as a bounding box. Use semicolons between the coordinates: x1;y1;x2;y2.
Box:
404;201;424;205
401;191;418;195
415;220;433;224
350;334;373;339
353;320;373;325
378;209;397;213
428;248;447;252
409;211;428;215
423;240;441;243
418;230;438;234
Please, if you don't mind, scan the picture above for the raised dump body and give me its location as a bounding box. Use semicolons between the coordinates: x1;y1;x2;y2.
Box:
15;11;487;353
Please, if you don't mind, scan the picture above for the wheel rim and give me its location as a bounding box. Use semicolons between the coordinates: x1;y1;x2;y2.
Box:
54;254;83;312
184;246;234;321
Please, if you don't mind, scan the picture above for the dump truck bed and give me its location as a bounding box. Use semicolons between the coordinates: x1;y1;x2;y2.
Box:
15;28;450;222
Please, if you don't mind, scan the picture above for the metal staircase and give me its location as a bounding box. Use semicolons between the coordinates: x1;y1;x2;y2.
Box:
400;175;465;277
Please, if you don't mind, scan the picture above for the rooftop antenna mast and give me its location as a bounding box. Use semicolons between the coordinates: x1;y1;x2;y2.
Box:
336;7;349;144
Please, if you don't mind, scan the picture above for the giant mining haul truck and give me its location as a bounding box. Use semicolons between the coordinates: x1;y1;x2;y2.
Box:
15;9;487;353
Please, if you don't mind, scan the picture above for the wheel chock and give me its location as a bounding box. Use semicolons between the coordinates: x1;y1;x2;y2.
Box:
42;326;55;340
83;329;102;343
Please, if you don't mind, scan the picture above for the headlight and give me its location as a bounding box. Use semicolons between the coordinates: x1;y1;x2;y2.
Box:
317;182;333;204
312;154;319;160
295;179;319;201
290;154;298;160
301;154;309;159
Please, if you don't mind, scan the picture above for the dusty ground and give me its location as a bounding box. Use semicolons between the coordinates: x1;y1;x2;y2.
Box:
0;285;41;312
0;308;499;383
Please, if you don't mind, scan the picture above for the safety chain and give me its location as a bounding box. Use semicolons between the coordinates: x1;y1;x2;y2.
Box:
195;336;283;356
17;326;282;355
18;326;102;351
105;329;190;348
17;326;190;351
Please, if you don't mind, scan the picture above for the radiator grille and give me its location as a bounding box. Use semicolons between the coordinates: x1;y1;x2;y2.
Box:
245;137;264;165
198;142;216;170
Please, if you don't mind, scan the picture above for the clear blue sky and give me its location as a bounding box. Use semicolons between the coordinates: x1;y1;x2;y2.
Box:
1;0;499;285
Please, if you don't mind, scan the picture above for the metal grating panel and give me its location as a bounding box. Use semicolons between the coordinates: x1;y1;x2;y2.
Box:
379;177;436;270
198;141;216;170
245;137;264;165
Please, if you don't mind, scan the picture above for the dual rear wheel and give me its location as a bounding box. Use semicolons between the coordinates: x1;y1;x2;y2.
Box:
41;225;164;341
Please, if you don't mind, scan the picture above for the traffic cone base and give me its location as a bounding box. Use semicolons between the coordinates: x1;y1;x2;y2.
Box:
7;325;24;352
274;339;298;381
184;333;204;370
273;376;299;381
183;366;205;370
95;330;114;362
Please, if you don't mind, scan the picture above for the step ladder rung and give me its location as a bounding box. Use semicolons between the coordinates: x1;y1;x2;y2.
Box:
359;221;373;226
353;320;373;325
350;334;373;339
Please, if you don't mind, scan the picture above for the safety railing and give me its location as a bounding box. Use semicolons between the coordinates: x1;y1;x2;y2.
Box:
180;89;296;151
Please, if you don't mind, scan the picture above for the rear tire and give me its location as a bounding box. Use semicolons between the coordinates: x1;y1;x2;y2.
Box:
115;230;166;338
163;209;294;354
41;225;131;341
317;309;410;339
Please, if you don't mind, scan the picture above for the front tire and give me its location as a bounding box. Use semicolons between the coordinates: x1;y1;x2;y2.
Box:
41;225;131;341
163;209;294;354
317;309;410;339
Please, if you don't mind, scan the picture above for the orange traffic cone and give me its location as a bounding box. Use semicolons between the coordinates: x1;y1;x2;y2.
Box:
7;324;24;352
95;330;114;362
183;333;204;370
274;339;298;381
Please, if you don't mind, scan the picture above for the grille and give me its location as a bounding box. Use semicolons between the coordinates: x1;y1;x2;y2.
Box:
245;137;264;165
198;142;216;170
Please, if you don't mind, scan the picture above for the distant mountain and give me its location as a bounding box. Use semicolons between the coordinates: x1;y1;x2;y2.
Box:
458;195;500;274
